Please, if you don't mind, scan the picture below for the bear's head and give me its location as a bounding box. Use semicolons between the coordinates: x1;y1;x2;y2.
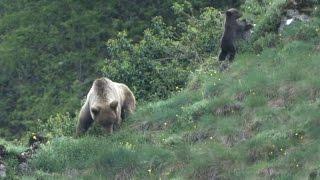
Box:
90;100;118;133
226;8;242;20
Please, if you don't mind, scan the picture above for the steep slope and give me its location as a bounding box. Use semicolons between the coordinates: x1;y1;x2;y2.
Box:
0;0;226;139
28;20;320;178
0;1;319;179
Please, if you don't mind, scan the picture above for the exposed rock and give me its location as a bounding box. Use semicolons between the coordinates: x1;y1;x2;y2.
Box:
279;9;310;32
287;9;300;18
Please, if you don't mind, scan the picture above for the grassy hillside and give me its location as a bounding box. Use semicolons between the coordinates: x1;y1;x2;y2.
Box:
0;0;319;179
0;0;229;139
27;42;320;179
23;13;320;179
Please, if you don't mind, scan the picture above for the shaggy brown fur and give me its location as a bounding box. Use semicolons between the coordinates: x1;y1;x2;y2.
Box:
76;78;136;135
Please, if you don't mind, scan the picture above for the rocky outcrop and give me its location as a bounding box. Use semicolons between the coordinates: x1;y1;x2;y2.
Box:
279;8;311;32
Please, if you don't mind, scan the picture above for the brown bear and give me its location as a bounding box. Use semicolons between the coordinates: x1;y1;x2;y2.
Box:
76;77;136;136
218;8;253;62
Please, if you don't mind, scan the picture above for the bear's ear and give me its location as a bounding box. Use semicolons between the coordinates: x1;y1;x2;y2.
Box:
91;107;100;116
110;101;118;111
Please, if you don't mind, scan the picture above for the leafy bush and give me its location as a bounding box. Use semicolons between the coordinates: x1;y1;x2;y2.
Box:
181;7;224;54
243;0;319;53
33;112;77;138
251;0;287;39
103;27;193;100
0;0;229;139
103;8;223;101
281;17;320;42
240;0;287;53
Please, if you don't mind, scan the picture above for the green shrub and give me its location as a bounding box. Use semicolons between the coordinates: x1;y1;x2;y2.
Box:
0;0;229;139
241;0;287;52
281;18;320;42
103;25;191;100
180;7;224;54
33;112;77;138
251;0;287;40
103;9;223;101
250;33;279;52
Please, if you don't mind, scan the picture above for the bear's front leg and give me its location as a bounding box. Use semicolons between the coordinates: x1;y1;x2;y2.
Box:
76;103;93;137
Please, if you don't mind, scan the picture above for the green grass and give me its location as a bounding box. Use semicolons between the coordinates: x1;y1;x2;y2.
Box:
1;3;319;180
22;33;320;179
0;139;26;178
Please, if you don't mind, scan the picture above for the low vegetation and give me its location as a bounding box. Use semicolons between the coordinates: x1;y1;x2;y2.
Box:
27;35;320;179
0;0;319;179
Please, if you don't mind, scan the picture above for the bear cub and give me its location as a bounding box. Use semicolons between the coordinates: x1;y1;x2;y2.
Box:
219;8;253;62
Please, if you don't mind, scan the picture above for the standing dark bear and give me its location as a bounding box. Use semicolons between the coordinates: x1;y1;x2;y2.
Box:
219;8;253;61
76;78;136;136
